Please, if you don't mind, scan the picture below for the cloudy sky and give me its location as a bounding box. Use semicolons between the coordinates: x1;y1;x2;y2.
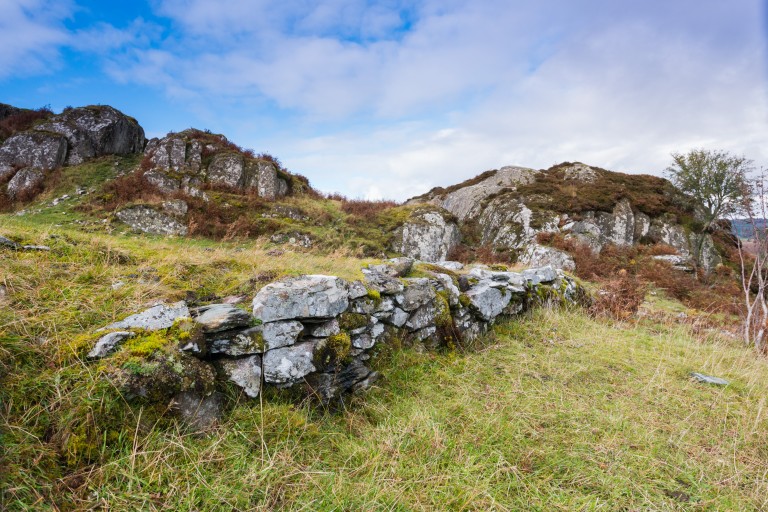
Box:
1;0;766;200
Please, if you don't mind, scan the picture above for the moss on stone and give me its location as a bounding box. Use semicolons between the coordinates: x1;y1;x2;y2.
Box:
338;312;368;331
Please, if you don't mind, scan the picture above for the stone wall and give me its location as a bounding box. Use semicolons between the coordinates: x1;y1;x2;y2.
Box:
88;259;586;427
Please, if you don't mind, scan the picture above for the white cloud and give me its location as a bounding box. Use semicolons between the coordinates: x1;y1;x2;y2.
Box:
0;0;73;80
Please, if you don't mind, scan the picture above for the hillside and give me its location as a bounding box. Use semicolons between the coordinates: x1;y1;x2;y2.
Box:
0;102;762;510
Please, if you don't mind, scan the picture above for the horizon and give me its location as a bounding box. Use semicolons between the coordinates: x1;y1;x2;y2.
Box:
1;0;767;200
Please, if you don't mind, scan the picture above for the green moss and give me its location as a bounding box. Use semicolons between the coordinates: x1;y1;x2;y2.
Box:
459;294;471;308
123;331;170;357
366;288;382;303
338;312;368;331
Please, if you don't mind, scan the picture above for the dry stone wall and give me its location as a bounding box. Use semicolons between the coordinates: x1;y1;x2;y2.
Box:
87;259;587;426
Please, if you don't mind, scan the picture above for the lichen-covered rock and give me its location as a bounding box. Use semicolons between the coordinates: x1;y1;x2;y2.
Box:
207;152;245;188
171;390;224;431
88;331;135;359
207;327;264;356
35;105;145;165
653;254;693;272
217;355;262;398
192;304;252;333
101;301;190;331
304;359;375;403
262;320;304;350
116;205;188;236
391;208;460;262
519;244;575;271
253;275;349;322
255;161;283;200
263;341;317;385
118;352;216;402
6;167;45;199
464;284;511;322
0;131;67;180
521;265;558;285
397;278;437;311
361;269;405;295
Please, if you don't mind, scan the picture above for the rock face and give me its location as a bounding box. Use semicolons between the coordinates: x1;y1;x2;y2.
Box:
0;104;145;201
391;208;461;262
409;161;723;273
141;130;290;199
116;205;188;236
35;105;145;165
0;132;67;180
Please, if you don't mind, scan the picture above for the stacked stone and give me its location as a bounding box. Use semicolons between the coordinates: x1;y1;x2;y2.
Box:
87;262;584;425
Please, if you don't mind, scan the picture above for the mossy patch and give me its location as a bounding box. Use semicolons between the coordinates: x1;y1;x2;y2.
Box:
338;312;369;331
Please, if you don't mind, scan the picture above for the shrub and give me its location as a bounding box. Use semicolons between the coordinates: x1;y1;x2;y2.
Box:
0;106;54;141
589;270;646;320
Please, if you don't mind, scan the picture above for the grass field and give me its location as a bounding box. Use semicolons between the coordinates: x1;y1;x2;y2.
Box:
2;186;768;510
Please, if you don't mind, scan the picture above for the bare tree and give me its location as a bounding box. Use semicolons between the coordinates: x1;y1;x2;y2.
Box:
735;171;768;352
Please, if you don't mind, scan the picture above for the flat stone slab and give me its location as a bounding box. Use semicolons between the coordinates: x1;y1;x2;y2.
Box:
690;372;730;386
253;275;349;322
88;331;135;359
101;301;189;331
193;304;252;333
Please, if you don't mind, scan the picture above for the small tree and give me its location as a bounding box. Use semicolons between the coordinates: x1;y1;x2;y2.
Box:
666;149;752;230
666;149;753;271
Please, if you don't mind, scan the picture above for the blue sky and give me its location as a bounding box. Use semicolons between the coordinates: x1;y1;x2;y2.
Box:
1;0;766;200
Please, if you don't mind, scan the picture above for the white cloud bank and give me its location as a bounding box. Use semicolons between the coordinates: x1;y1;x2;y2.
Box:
2;0;767;200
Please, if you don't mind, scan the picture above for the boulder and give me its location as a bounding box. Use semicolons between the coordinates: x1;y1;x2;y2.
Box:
391;208;460;262
519;244;575;271
653;254;693;272
217;355;262;397
254;161;283;199
192;304;252;333
263;341;317;385
101;301;189;331
6;167;45;199
0;131;67;180
35;105;145;165
207;152;245;188
253;275;349;322
116;205;188;236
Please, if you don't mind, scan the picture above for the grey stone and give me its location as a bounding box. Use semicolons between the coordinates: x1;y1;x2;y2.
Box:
0;131;67;181
653;254;693;272
352;333;375;350
253;275;349;322
391;208;460;262
208;327;264;356
35;105;145;165
521;266;558;285
519;244;575;272
305;359;373;403
116;205;188;236
6;167;45;199
405;303;437;331
171;391;224;431
433;273;460;306
0;235;18;249
398;278;437;311
434;261;464;271
218;355;263;397
263;320;304;350
255;161;282;199
690;372;730;386
88;331;135;359
362;269;405;295
162;199;188;217
144;169;181;193
101;301;189;331
263;341;317;385
464;284;511;322
310;318;340;337
347;280;369;300
193;304;252;333
208;152;245;188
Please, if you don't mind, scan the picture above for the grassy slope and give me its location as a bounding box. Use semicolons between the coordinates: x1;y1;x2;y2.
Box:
2;166;768;510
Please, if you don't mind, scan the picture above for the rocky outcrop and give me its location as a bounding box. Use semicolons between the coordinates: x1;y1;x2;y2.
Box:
391;208;461;262
116;205;188;236
0;104;145;201
409;161;723;273
88;261;587;426
141;130;290;199
35;106;145;165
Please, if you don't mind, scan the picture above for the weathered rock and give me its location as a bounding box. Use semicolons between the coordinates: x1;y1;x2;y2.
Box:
689;233;722;273
521;266;558;285
310;318;340;337
464;284;511;321
0;131;67;180
391;209;460;262
119;352;216;402
102;301;189;331
562;162;598;182
218;355;262;397
433;273;460;306
253;275;349;322
0;235;18;249
346;281;369;300
207;152;245;188
519;244;575;272
690;372;729;386
255;161;285;199
378;307;409;327
208;327;264;356
263;341;317;385
6;167;45;199
116;205;188;236
434;261;464;271
263;320;304;350
362;269;405;295
171;390;224;431
398;278;437;311
405;303;438;331
593;199;635;246
305;359;373;403
192;304;252;333
653;254;694;272
162;199;188;217
35;105;145;165
88;331;135;359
